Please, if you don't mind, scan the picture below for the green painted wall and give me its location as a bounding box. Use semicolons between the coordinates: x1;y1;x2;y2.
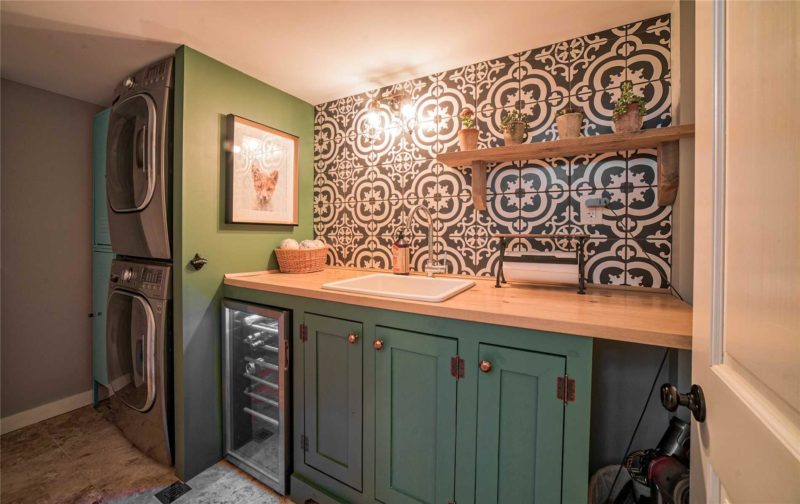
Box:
173;46;314;479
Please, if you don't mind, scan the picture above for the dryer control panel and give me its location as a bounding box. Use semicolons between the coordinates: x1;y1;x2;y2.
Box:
110;259;172;300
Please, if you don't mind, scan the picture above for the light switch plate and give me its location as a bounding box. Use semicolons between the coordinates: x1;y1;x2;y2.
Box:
580;198;604;224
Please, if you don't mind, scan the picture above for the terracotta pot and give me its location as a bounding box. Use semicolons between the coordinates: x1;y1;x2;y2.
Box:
613;104;643;133
503;121;527;145
556;113;582;139
458;128;479;151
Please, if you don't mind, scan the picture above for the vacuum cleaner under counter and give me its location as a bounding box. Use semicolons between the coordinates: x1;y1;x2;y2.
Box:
224;268;692;349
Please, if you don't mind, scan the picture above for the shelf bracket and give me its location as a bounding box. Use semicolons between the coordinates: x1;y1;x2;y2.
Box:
657;141;680;206
471;160;487;211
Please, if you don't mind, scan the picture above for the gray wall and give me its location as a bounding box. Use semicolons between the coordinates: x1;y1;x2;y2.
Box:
671;0;696;303
1;79;101;417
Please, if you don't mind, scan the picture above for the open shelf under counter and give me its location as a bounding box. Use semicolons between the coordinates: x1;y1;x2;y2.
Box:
436;124;695;210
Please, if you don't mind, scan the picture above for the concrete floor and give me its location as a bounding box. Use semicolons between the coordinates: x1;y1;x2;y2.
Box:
0;403;292;504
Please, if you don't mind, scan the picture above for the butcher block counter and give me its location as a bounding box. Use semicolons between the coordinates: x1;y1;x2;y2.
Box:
224;268;692;349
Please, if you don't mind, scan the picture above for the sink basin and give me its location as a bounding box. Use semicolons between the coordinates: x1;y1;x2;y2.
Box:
321;273;475;303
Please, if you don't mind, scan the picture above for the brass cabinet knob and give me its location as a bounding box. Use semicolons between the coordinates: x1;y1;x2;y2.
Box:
347;333;359;344
479;360;493;373
373;339;384;350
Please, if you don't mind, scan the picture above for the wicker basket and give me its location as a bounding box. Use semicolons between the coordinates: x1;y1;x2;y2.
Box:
274;246;328;273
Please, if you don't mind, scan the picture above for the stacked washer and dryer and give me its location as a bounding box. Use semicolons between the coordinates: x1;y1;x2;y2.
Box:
104;57;174;466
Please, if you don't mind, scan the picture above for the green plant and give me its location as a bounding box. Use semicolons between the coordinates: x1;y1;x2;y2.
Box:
500;108;527;132
557;106;581;117
459;108;476;129
613;81;647;121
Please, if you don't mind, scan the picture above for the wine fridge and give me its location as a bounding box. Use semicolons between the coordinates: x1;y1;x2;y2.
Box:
222;299;290;494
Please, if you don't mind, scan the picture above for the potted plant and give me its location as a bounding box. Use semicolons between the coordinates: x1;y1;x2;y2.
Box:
556;107;583;139
500;109;527;145
612;81;647;133
458;108;479;151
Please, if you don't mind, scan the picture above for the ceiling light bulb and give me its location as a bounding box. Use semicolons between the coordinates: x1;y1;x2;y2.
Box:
401;101;415;121
366;99;382;129
368;111;382;128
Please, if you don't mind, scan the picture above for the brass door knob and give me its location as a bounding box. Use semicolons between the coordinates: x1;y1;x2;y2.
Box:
373;339;384;350
347;333;359;344
479;360;493;373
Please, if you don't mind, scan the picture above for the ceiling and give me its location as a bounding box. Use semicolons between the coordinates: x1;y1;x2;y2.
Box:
1;1;674;107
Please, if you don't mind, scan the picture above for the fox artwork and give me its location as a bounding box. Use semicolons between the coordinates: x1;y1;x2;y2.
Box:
226;114;299;225
251;163;279;210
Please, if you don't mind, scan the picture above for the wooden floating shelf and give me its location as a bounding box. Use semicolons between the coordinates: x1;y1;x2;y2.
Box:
437;124;695;210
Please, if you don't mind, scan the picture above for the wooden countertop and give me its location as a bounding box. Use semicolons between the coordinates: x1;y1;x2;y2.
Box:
224;269;693;349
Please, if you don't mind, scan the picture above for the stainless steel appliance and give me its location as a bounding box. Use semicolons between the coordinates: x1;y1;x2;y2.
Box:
222;300;290;494
106;258;172;466
106;57;173;260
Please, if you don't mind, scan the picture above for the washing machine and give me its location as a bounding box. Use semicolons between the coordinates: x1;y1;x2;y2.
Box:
106;258;172;466
106;57;173;260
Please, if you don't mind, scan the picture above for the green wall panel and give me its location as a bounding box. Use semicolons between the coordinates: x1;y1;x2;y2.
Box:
173;46;314;479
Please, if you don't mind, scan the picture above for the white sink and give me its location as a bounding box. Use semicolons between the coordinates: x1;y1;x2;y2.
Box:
321;273;475;303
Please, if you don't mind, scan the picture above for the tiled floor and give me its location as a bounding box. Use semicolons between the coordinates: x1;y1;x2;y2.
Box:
0;403;293;504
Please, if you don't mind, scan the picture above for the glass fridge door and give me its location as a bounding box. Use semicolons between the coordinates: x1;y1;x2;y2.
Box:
222;299;289;494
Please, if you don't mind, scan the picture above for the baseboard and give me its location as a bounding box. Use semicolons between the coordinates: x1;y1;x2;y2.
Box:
0;389;94;435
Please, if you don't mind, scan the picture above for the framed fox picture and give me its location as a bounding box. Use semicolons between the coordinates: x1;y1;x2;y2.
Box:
225;114;299;225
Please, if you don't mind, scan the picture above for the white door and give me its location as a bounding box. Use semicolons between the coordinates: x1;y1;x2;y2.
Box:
692;1;799;502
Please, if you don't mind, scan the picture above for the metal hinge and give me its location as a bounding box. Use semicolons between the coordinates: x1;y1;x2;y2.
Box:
300;323;308;342
557;375;576;404
300;434;309;451
450;356;464;380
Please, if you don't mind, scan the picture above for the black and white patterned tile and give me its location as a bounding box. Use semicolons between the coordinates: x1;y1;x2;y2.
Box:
625;238;671;288
624;184;672;240
518;42;571;104
624;15;671;84
584;238;627;285
519;190;572;236
571;152;627;191
435;64;479;116
475;55;520;112
519;158;570;193
313;15;673;286
569;28;628;96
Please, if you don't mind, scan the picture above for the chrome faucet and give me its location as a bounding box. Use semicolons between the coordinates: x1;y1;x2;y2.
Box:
407;204;447;277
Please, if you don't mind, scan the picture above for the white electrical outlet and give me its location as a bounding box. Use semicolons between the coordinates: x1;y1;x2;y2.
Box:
580;198;604;224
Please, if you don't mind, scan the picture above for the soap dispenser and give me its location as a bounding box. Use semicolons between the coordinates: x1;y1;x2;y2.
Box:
392;228;410;275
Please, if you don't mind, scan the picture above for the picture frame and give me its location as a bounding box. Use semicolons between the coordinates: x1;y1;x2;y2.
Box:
225;114;299;225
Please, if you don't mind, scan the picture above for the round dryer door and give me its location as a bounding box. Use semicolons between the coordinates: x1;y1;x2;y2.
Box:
106;289;157;412
107;93;157;213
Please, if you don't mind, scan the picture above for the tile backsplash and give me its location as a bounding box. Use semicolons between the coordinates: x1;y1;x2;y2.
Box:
314;15;672;288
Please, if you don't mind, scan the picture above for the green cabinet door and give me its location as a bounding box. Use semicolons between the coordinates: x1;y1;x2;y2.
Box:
303;313;363;491
92;249;114;386
375;326;458;504
92;109;111;248
475;344;566;504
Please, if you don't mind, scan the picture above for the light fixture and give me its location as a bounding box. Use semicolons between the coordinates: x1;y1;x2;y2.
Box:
364;90;417;136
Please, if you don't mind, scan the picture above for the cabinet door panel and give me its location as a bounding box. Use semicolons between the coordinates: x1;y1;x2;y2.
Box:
375;326;457;504
303;314;363;491
476;344;566;504
92;109;111;247
92;249;114;385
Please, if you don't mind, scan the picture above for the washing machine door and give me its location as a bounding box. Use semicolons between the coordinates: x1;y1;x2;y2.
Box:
106;289;157;412
107;93;157;213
